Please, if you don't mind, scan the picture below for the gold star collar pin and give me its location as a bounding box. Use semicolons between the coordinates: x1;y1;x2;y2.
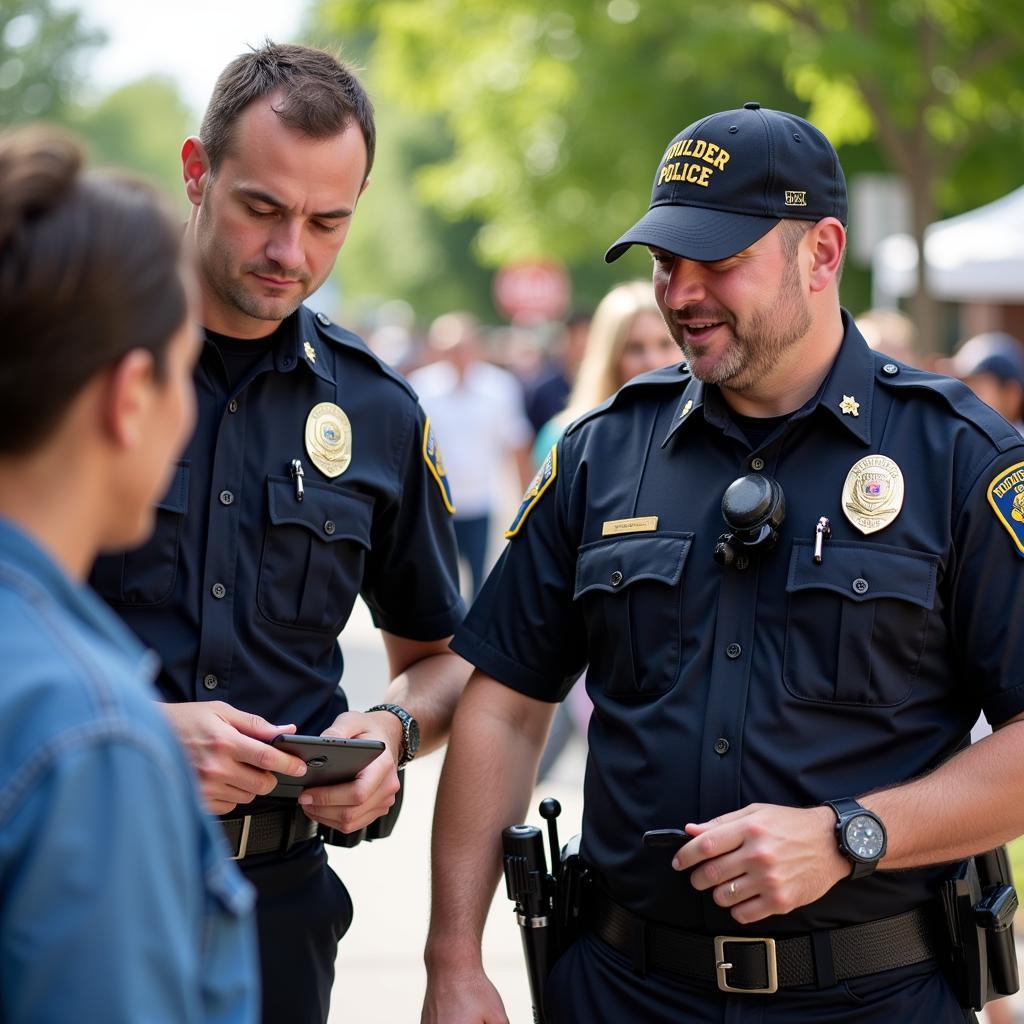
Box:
303;341;317;364
840;395;860;417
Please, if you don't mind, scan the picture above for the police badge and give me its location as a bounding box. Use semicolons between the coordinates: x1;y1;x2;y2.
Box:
842;455;904;535
304;402;352;478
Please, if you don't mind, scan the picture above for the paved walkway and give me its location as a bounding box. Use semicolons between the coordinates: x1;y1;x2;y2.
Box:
327;598;1022;1023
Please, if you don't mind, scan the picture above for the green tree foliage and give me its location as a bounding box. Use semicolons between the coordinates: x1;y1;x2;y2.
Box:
72;76;193;206
0;0;102;124
312;0;1024;337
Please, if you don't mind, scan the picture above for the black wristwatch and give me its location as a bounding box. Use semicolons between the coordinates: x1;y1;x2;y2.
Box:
366;703;420;767
824;797;887;879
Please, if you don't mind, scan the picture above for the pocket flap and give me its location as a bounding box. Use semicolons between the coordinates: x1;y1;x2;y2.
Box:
155;461;190;514
574;533;693;599
266;476;373;547
787;539;938;610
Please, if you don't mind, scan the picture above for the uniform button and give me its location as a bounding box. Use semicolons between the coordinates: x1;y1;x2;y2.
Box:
714;737;731;755
750;457;765;471
203;674;218;690
228;398;239;413
726;642;742;659
219;489;234;506
852;577;869;595
324;520;336;535
211;582;226;599
610;570;624;586
735;555;749;571
282;356;294;367
882;363;899;376
316;312;331;325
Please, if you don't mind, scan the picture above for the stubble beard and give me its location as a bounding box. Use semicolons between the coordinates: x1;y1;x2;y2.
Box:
196;196;312;326
666;259;812;393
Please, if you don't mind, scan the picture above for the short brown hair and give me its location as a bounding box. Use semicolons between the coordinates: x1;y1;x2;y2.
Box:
200;42;375;178
0;125;187;454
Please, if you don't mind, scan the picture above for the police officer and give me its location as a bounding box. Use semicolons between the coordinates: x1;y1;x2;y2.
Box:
422;104;1024;1023
91;44;468;1024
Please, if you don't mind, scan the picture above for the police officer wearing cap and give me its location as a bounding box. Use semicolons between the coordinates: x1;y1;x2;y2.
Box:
423;102;1024;1023
91;43;468;1024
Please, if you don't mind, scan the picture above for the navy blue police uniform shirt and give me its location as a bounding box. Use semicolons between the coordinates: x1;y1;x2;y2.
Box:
92;305;465;739
453;311;1024;937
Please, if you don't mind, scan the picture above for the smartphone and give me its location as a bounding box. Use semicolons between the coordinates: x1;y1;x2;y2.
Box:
267;734;386;798
642;828;692;849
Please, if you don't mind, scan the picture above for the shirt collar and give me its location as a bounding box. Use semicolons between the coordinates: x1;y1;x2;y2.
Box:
0;518;158;680
662;310;874;448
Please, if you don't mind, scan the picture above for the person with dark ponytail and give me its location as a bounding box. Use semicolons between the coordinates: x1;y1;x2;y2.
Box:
0;125;258;1023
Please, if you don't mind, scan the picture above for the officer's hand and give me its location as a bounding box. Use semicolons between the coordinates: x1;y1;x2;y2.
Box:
421;965;509;1024
672;803;849;924
160;700;307;815
296;711;401;833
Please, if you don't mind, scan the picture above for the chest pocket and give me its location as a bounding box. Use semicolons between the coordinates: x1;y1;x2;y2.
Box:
257;476;373;634
91;461;189;607
783;539;939;706
573;533;693;699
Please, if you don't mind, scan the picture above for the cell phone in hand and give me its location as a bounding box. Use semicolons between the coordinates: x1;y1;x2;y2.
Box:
268;734;385;799
642;828;692;849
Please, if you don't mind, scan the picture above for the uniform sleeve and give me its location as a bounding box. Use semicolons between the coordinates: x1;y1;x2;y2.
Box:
360;403;466;640
949;444;1024;726
0;729;257;1024
451;434;588;701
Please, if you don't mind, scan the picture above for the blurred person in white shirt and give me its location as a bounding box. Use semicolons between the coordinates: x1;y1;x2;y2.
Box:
410;312;533;596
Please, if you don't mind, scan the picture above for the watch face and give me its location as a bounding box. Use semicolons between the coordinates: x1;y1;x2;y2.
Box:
845;814;884;860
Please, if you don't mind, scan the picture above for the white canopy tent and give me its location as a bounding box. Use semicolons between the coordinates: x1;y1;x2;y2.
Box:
872;185;1024;304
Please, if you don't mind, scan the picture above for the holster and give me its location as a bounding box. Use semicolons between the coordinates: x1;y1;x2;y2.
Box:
939;846;1019;1010
318;768;405;848
555;833;589;957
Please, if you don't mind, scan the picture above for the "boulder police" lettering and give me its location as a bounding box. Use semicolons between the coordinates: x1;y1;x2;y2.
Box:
658;138;731;189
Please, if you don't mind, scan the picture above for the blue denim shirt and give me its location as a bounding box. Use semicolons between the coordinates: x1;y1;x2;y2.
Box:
0;519;258;1023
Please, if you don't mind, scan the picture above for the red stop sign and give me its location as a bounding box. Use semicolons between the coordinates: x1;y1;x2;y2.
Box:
493;260;571;324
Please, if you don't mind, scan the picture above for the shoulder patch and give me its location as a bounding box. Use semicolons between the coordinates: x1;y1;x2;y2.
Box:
987;461;1024;557
505;445;557;539
422;419;455;514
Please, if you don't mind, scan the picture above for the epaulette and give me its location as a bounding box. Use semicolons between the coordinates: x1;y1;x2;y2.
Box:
874;356;1022;454
564;362;690;437
304;306;418;401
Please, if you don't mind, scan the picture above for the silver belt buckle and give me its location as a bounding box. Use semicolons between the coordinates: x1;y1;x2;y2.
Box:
714;935;778;994
229;815;252;861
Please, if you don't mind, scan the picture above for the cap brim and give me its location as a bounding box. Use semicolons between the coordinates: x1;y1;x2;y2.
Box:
605;205;780;263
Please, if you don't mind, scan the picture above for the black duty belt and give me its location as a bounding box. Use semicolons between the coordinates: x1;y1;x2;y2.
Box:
587;888;942;994
221;806;319;861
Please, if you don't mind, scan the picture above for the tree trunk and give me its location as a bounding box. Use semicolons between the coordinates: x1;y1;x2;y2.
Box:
907;169;942;357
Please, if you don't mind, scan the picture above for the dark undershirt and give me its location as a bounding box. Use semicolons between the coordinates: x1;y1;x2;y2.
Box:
205;329;278;393
729;410;792;449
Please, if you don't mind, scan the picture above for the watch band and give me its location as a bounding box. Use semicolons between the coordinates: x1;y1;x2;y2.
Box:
366;703;419;766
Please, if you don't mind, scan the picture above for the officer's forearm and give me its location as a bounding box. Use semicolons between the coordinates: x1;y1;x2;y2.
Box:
379;633;473;756
861;715;1024;870
424;674;554;970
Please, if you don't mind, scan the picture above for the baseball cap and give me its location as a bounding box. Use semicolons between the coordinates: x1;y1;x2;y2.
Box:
952;332;1024;386
605;102;847;263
